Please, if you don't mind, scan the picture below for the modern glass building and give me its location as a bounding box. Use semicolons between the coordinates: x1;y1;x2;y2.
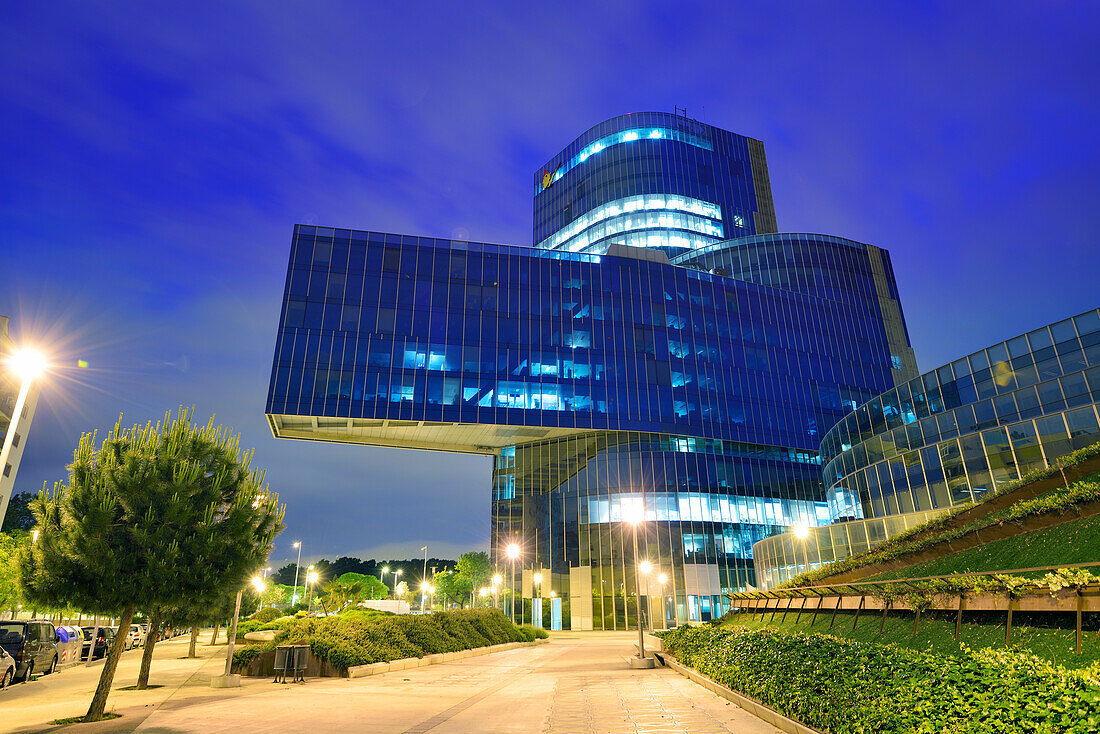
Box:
754;308;1100;589
266;113;919;628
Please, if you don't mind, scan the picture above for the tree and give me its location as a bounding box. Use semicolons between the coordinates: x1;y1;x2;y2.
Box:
0;492;34;531
322;575;362;610
455;551;492;604
272;563;299;585
0;530;28;613
434;569;470;609
18;410;283;721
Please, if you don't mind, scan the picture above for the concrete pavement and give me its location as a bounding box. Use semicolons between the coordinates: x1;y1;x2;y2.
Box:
3;631;782;733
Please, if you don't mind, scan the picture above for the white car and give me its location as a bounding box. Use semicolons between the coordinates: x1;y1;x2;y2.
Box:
125;625;146;649
1;648;14;689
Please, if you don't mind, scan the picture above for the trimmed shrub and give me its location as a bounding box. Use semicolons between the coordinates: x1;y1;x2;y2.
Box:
517;624;548;640
233;608;528;670
251;607;282;623
660;625;1100;733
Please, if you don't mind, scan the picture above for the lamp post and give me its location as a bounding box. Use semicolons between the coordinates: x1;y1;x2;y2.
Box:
656;573;668;631
505;543;520;623
212;575;265;688
420;545;428;613
420;581;432;613
492;574;502;611
306;568;319;614
291;542;303;605
393;568;403;599
624;500;653;668
0;348;46;525
638;561;652;632
533;572;543;628
381;566;390;599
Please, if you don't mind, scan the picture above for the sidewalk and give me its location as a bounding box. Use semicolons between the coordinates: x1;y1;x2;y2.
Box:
3;632;263;733
4;632;783;733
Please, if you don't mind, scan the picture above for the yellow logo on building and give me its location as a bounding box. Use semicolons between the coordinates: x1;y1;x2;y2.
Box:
541;165;561;190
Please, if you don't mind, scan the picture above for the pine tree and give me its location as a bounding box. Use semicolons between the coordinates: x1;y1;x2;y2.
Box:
18;409;284;721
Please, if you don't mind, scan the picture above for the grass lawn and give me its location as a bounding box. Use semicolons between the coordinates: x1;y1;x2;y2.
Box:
722;606;1100;669
869;511;1100;581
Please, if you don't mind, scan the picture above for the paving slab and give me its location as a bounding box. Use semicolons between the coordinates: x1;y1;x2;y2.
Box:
128;632;781;733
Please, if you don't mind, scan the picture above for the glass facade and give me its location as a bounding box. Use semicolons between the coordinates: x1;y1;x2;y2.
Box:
266;113;916;627
534;112;777;257
753;309;1100;588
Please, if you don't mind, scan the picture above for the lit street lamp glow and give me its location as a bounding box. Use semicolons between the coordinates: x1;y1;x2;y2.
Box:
6;348;47;381
638;560;652;575
793;521;810;540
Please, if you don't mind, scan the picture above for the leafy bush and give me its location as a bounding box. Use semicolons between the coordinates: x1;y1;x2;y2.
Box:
233;609;528;670
660;625;1100;733
251;607;282;623
517;624;549;640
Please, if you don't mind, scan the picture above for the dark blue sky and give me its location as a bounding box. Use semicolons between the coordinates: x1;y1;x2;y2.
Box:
2;2;1097;566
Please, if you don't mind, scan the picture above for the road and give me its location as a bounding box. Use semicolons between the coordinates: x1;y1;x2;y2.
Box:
3;631;781;733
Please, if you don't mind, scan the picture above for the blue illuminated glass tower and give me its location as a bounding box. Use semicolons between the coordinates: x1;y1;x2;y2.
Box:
265;112;918;629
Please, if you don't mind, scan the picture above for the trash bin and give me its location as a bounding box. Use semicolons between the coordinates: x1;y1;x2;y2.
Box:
289;645;310;682
274;644;310;683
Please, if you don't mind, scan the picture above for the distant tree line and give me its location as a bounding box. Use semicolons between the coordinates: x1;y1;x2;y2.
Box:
272;556;458;587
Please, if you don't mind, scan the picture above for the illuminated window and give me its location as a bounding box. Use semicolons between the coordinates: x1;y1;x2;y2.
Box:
536;194;724;254
536;127;713;194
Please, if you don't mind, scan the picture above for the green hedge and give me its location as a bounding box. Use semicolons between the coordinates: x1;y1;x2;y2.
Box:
788;443;1100;587
660;625;1100;733
233;609;529;670
251;607;282;623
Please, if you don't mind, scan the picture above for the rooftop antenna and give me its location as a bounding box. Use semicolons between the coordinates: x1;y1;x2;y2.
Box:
674;105;688;118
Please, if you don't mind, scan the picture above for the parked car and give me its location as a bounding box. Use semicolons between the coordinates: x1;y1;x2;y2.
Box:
80;626;116;661
1;648;15;689
0;620;59;682
125;624;146;649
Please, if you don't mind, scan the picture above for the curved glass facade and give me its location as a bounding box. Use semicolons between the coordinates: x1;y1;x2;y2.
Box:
753;309;1100;589
535;193;724;254
753;509;941;589
533;112;776;258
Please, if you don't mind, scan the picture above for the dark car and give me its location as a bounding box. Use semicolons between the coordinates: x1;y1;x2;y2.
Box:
80;626;116;661
0;620;59;682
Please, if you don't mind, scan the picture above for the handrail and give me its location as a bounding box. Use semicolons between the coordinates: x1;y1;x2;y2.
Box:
731;560;1100;599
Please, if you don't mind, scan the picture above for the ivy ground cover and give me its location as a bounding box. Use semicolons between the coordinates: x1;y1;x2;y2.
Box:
660;625;1100;733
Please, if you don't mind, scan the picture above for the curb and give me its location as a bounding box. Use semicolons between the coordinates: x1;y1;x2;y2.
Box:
346;639;546;679
661;653;823;734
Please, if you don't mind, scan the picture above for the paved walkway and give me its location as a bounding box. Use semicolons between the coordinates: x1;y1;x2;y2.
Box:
4;631;781;733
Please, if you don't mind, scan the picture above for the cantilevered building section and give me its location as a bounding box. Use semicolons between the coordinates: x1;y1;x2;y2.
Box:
266;112;918;628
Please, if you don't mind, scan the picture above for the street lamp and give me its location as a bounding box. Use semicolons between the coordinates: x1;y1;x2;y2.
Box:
793;521;811;579
505;543;520;624
492;573;502;611
291;542;303;604
307;569;319;614
213;573;266;688
252;575;266;610
623;499;652;668
638;561;653;633
0;347;46;525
